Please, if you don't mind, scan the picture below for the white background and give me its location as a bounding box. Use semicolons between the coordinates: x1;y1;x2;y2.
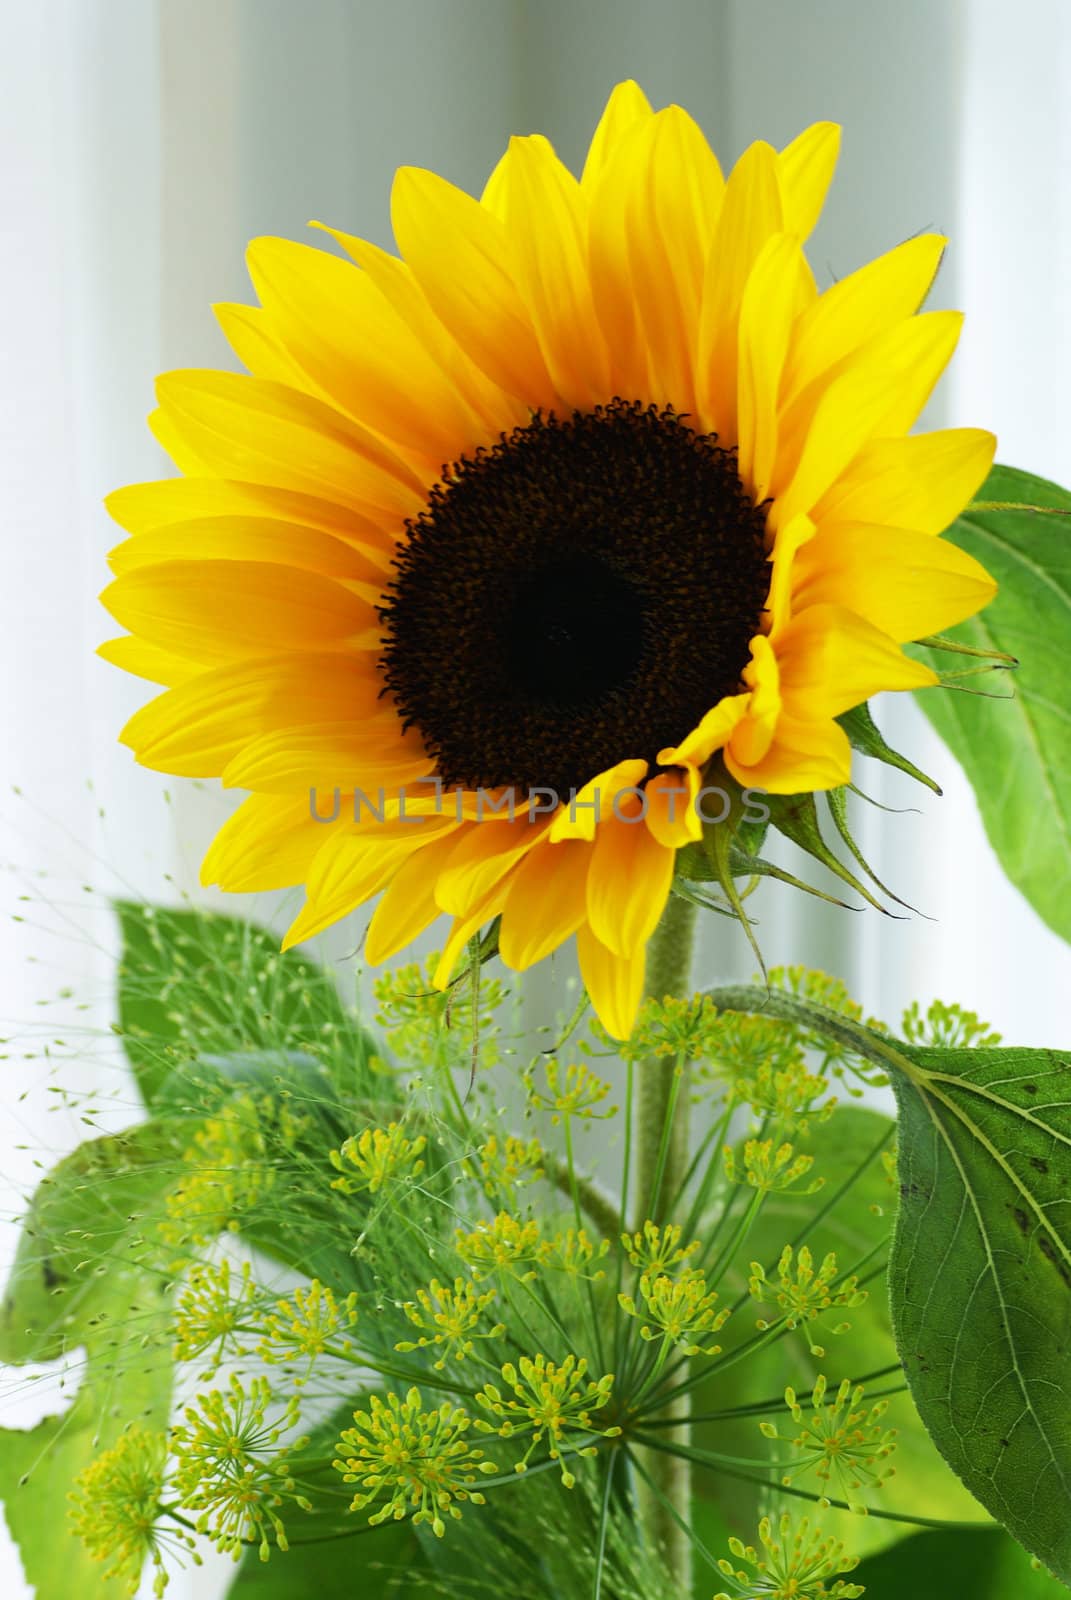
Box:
2;2;1070;1594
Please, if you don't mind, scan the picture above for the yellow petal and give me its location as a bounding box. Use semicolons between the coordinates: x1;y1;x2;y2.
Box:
548;758;648;842
771;312;964;532
585;113;656;396
657;696;749;769
391;166;557;409
220;719;428;795
765;513;816;635
364;825;468;964
813;428;997;536
777;122;840;239
105;477;398;556
731;635;782;766
155;370;425;521
726;709;852;794
102;561;377;664
214;301;317;391
433;878;515;990
576;921;645;1039
791;523;997;642
245;236;480;462
697;139;783;440
499;839;593;970
581;79;654;190
281;828;437;950
586;790;675;958
120;654;382;776
97;636;201;687
644;768;702;848
108;515;390;583
626;105;724;408
201;792;342;892
435;813;551;918
737;233;810;501
775;602;937;721
496;134;611;408
781;233;947;405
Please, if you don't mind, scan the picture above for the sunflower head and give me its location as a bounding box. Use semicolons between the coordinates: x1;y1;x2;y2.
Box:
101;81;996;1037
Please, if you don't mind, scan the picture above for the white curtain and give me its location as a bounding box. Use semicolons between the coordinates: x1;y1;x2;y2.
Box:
2;2;1069;1593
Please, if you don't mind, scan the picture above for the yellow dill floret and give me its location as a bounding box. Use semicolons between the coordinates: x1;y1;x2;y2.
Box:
542;1226;610;1280
258;1280;359;1368
69;1425;194;1597
173;1257;258;1371
373;954;505;1069
329;1122;426;1194
713;1510;864;1599
465;1133;545;1199
474;1353;620;1486
698;1011;805;1084
732;1056;836;1135
524;1058;617;1122
614;993;721;1062
171;1375;311;1561
394;1277;505;1370
454;1211;545;1281
759;1375;898;1514
618;1266;729;1356
901;997;1002;1049
621;1219;700;1274
724;1137;825;1195
749;1245;866;1356
162;1092;307;1250
333;1387;497;1537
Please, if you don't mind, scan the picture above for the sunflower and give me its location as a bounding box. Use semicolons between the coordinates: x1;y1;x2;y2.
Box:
101;81;996;1038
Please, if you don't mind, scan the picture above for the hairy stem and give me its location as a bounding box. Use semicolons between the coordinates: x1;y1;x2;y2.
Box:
633;892;697;1594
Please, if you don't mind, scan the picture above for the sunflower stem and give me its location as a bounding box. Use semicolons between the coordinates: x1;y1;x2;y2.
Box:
633;891;697;1594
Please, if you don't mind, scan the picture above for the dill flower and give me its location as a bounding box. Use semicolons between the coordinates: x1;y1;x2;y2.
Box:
162;1092;287;1248
467;1132;546;1198
329;1121;427;1193
615;994;721;1061
172;1257;258;1372
714;1512;864;1599
474;1353;620;1487
373;954;506;1069
258;1279;360;1368
524;1058;617;1122
455;1211;546;1281
171;1376;311;1560
69;1425;193;1598
901;997;1002;1049
749;1245;866;1356
622;1219;701;1274
542;1226;611;1280
394;1277;505;1370
724;1138;825;1195
760;1375;897;1513
618;1266;730;1356
333;1388;497;1537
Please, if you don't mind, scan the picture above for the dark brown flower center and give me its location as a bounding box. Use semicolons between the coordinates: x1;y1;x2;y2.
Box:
378;401;769;797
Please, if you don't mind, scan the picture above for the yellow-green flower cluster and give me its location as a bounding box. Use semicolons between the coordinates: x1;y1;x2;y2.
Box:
760;1375;897;1513
614;993;721;1062
724;1138;824;1195
171;1376;310;1560
373;953;506;1070
258;1280;360;1368
733;1057;836;1135
901;997;1002;1049
524;1058;617;1122
329;1122;426;1194
714;1512;864;1599
466;1133;545;1199
68;1425;192;1598
455;1211;545;1281
334;1387;497;1537
395;1277;505;1370
542;1225;610;1280
618;1267;729;1357
474;1354;620;1486
162;1092;306;1250
749;1245;866;1356
622;1220;700;1274
173;1257;257;1371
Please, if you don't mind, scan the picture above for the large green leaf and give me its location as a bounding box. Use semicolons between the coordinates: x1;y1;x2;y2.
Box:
853;1526;1060;1597
0;1125;179;1599
114;899;379;1109
914;464;1071;943
705;985;1071;1586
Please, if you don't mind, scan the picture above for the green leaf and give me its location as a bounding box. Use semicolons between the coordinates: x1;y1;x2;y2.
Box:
114;899;379;1109
705;984;1071;1586
0;1125;178;1599
853;1526;1061;1597
913;464;1071;943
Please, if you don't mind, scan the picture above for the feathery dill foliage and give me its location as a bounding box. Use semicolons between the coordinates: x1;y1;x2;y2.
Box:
31;910;992;1597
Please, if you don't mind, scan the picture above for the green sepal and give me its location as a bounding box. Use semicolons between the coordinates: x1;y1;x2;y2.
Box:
838;701;941;794
825;786;921;914
762;791;894;916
